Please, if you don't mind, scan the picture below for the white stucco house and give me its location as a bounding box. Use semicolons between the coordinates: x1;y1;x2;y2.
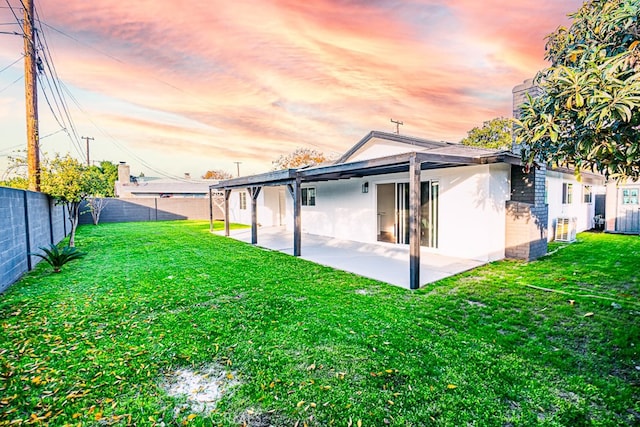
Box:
212;131;605;289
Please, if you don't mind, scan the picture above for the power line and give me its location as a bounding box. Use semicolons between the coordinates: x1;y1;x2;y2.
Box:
0;55;23;74
33;7;85;159
0;74;22;93
39;21;124;64
36;73;85;158
26;3;235;180
57;80;190;181
3;0;23;31
40;128;65;139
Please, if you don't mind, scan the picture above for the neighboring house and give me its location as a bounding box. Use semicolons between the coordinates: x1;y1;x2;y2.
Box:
605;180;640;234
115;162;213;198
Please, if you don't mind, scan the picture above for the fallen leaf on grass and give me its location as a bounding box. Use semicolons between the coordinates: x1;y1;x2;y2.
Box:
584;312;594;317
447;384;457;389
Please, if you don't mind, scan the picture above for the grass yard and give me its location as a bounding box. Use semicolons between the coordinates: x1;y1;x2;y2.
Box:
0;221;638;426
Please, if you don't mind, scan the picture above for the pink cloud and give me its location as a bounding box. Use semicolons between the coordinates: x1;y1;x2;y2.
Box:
0;0;586;176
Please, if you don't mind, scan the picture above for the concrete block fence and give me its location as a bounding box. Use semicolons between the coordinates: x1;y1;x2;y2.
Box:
77;197;220;225
0;187;70;292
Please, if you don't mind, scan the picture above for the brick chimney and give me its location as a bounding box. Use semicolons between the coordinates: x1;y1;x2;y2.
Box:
118;162;131;185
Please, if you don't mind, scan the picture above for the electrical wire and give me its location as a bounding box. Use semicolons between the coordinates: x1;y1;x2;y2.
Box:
25;2;235;180
31;7;182;179
0;143;24;155
36;73;84;157
3;0;22;32
40;128;65;139
33;7;85;158
0;56;22;74
0;74;22;93
39;22;124;65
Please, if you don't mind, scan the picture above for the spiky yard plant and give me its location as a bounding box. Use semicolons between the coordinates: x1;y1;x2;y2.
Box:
32;244;85;273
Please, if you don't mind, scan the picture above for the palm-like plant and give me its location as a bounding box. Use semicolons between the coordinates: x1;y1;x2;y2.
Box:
32;244;85;273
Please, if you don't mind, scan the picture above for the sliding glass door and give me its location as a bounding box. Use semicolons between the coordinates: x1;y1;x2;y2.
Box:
395;181;439;247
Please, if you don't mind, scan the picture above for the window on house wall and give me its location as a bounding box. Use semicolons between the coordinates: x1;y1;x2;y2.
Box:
562;183;573;204
583;185;592;203
623;188;639;205
239;192;247;210
302;187;316;206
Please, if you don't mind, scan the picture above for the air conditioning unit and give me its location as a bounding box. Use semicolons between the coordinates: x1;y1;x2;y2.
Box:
555;217;577;242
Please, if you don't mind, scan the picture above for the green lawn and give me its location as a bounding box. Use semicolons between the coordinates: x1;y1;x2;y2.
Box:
1;221;638;426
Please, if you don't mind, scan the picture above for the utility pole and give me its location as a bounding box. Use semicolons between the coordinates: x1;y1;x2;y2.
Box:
234;161;241;177
390;118;403;135
81;136;94;166
24;0;40;191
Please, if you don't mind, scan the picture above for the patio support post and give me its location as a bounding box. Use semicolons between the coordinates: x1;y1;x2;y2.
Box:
224;189;231;237
409;154;421;290
289;178;302;256
250;186;262;245
208;188;213;233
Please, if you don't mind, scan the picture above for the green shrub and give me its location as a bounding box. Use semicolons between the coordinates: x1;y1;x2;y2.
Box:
32;244;85;273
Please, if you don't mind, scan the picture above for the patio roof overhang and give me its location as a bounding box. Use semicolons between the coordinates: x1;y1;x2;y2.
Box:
208;149;520;290
210;149;520;190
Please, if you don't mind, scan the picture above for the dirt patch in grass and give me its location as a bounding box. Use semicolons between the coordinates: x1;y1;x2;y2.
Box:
162;364;238;414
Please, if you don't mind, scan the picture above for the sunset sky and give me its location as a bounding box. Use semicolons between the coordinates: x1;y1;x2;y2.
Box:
0;0;583;179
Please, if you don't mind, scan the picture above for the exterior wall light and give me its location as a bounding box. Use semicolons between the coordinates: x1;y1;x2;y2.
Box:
362;182;369;193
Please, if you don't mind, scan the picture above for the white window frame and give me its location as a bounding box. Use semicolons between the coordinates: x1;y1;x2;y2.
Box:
562;183;573;205
583;185;592;204
622;188;639;205
302;187;316;206
239;192;247;210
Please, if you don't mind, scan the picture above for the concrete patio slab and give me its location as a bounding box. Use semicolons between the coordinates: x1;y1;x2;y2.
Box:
216;227;486;289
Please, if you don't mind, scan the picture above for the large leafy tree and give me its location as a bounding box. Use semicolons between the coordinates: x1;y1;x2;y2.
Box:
202;169;233;180
515;0;640;180
41;155;93;247
2;155;119;234
460;117;514;150
84;161;118;225
272;148;328;170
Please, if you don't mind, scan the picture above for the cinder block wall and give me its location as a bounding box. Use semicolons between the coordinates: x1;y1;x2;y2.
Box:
78;198;222;224
0;187;70;292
